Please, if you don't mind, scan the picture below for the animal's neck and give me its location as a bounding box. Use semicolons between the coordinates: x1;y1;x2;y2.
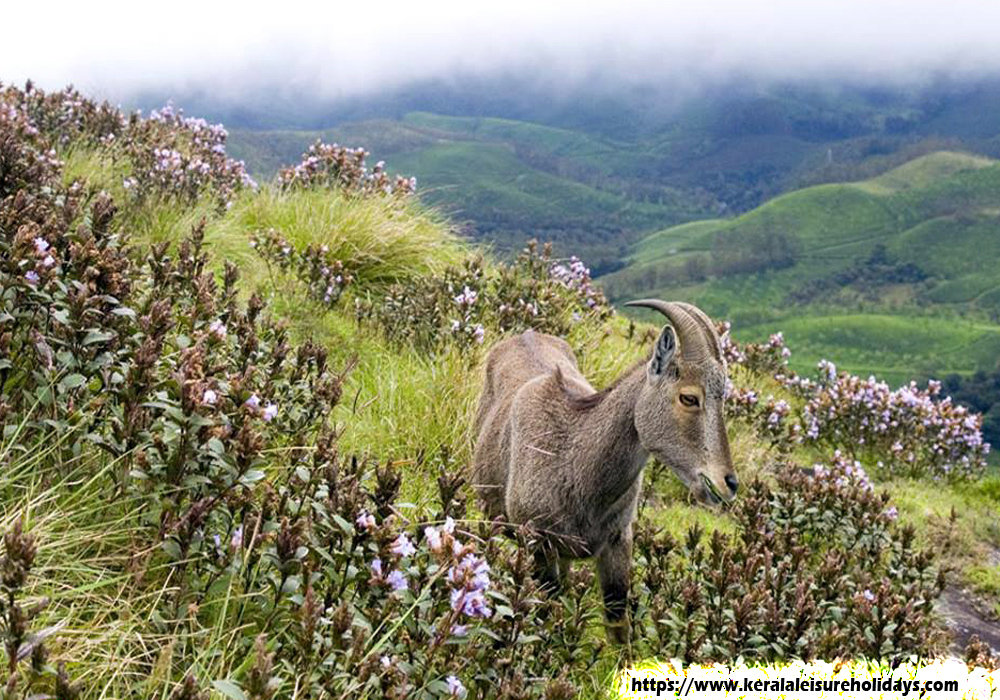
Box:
577;363;648;509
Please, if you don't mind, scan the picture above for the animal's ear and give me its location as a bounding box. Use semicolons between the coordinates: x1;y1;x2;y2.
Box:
648;325;678;381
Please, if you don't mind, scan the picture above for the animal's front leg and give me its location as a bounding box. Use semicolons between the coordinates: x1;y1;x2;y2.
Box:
597;525;632;645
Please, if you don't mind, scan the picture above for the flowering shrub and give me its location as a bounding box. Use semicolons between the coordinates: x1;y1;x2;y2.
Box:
792;361;989;479
1;82;255;209
2;80;124;146
725;387;798;454
118;103;256;207
720;322;989;479
356;240;611;352
251;228;354;306
718;321;791;375
630;456;946;664
234;455;598;699
278;140;416;196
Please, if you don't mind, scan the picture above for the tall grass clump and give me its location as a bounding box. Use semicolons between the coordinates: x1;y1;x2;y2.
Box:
237;187;464;292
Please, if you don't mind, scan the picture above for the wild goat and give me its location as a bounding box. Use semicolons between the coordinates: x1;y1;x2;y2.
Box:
472;300;737;642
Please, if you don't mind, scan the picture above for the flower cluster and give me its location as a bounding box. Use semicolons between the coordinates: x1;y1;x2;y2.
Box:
278;140;416;196
1;83;255;208
721;323;989;479
796;362;989;479
3;81;124;146
251;228;354;306
121;103;256;207
717;321;791;374
549;255;606;311
357;240;612;352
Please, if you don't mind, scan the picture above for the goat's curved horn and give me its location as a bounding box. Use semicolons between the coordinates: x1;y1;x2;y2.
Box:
624;299;711;362
674;302;723;361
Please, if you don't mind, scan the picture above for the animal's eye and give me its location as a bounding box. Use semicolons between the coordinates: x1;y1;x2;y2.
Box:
679;393;700;408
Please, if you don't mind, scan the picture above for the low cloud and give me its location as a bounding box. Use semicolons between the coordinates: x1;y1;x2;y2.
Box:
6;0;1000;102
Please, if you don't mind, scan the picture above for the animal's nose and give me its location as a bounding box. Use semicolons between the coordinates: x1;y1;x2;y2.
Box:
724;474;739;496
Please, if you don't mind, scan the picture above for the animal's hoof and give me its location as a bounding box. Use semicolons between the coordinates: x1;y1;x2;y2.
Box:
606;619;630;645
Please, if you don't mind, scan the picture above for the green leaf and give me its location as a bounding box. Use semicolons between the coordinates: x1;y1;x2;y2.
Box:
161;539;182;560
332;514;353;534
59;373;87;391
83;329;115;345
211;680;246;700
239;470;266;485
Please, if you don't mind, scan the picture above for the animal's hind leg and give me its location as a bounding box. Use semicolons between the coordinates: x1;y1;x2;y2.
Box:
533;544;564;596
597;526;632;645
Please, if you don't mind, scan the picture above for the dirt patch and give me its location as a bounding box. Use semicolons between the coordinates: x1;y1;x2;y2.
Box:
938;585;1000;655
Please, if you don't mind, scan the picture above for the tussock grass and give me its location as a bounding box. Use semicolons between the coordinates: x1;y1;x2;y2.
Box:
224;186;465;291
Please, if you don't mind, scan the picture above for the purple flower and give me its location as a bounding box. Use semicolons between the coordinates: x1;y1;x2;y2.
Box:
244;394;260;410
25;270;40;285
424;525;442;552
450;623;468;637
448;553;492;618
202;389;218;405
862;589;875;602
391;533;416;557
262;403;278;422
371;558;384;578
884;506;898;520
356;510;376;532
230;526;243;550
42;255;55;267
33;237;50;254
451;588;492;618
472;324;485;344
453;286;477;307
446;675;466;698
386;569;408;592
209;319;227;340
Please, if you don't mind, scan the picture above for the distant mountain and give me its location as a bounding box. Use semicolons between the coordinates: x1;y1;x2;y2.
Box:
221;78;1000;271
600;151;1000;384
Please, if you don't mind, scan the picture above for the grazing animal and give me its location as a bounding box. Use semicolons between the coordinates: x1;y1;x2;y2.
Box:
471;300;737;642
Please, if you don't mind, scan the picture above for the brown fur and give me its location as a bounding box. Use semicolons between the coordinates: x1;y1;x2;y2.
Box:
471;306;737;644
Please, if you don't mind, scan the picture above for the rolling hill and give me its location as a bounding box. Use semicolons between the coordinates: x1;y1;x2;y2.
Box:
223;81;1000;271
227;115;711;269
601;151;1000;384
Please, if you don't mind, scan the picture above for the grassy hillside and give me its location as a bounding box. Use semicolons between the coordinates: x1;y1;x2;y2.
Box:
220;80;1000;277
602;151;1000;384
5;83;1000;700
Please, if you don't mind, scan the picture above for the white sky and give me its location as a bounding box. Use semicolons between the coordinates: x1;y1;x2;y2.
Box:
5;0;1000;99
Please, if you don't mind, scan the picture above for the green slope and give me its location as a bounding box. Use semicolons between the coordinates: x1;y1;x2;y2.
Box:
603;151;1000;383
228;112;710;266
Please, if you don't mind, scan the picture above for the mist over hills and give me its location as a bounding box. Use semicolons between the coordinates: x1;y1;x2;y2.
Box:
198;76;1000;267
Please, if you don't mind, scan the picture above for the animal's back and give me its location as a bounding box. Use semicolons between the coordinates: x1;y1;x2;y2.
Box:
472;330;588;518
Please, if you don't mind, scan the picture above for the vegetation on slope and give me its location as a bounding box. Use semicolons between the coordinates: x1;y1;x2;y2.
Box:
220;78;1000;273
3;82;1000;700
603;152;1000;385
